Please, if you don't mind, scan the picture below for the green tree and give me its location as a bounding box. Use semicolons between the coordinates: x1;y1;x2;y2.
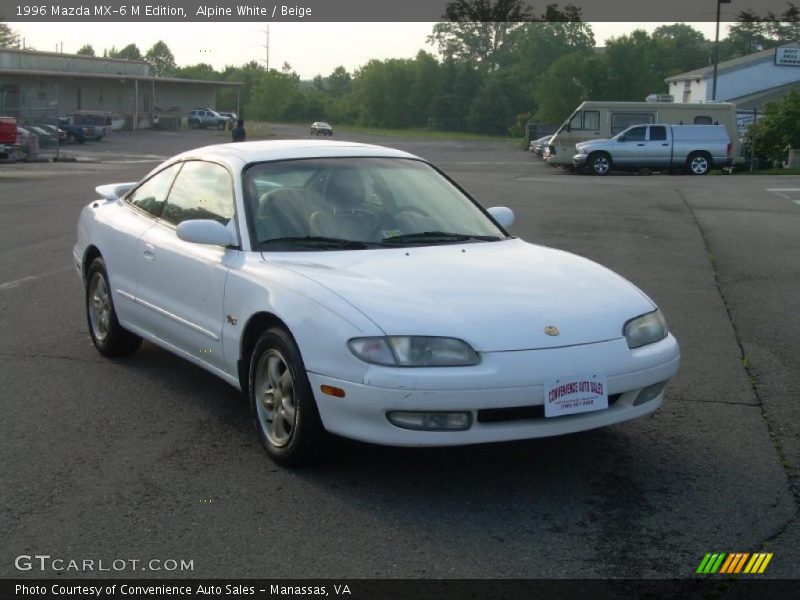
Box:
326;66;352;97
110;43;143;60
651;24;710;77
749;90;800;162
245;68;302;121
720;5;800;60
76;44;95;56
174;63;219;80
467;74;513;134
145;41;176;77
0;20;20;48
218;61;265;117
534;52;609;124
602;30;666;101
427;0;533;69
407;51;442;124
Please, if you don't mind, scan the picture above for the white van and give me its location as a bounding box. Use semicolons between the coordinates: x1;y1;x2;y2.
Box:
545;101;741;167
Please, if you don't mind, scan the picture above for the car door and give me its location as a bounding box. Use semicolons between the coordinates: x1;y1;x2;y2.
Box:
644;125;671;166
135;160;239;371
109;163;182;326
613;126;647;166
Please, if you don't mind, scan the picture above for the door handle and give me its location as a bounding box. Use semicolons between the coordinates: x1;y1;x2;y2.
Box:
662;143;669;146
143;243;155;261
637;143;645;146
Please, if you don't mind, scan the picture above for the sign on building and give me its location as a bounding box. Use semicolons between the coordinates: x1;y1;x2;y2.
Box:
775;47;800;66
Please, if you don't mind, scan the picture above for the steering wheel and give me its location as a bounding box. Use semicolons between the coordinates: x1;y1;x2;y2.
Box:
372;206;429;236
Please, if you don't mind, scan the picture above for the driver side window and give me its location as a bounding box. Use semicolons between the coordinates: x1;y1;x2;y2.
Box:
126;163;182;217
624;127;647;142
161;161;235;226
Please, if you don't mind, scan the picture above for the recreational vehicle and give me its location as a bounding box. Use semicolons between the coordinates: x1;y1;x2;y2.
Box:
545;101;741;167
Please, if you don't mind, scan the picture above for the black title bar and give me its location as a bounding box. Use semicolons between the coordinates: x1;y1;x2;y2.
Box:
1;0;795;22
3;579;799;600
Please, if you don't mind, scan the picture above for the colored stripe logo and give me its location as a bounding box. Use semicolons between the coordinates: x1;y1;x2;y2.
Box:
696;552;773;574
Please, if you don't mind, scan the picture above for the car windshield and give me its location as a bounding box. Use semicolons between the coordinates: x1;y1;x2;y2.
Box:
243;157;507;250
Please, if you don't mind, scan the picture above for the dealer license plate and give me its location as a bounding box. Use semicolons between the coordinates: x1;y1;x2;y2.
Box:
544;373;608;418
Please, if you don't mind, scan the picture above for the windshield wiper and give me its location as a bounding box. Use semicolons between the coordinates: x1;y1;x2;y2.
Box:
381;231;503;244
259;236;371;249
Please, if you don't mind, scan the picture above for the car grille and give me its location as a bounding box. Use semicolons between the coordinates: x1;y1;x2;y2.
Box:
476;394;622;423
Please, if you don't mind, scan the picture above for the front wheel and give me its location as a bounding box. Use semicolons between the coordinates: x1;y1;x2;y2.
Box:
588;152;612;176
687;152;711;175
249;328;326;466
86;258;142;357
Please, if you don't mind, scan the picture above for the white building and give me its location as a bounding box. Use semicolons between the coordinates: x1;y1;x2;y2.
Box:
665;42;800;110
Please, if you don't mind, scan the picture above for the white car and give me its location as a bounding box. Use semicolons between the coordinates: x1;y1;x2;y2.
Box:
74;140;680;466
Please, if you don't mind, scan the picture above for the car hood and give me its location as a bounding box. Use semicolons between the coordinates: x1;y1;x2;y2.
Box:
264;238;655;352
576;138;613;152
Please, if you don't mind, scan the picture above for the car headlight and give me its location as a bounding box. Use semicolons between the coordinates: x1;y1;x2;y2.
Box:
623;310;668;349
348;336;480;367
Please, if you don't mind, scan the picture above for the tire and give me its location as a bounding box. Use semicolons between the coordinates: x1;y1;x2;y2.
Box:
588;152;612;176
86;258;142;357
248;327;326;466
687;152;711;175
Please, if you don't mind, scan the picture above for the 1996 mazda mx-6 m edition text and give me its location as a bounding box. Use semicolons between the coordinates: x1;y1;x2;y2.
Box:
74;140;680;466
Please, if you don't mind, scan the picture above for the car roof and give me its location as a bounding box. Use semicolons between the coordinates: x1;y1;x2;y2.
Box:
169;139;422;167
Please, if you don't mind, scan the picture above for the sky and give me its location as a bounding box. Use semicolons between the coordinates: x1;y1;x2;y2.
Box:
9;22;731;79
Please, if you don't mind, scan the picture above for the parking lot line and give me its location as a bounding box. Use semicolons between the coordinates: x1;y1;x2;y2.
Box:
0;275;38;291
766;188;800;204
0;266;72;292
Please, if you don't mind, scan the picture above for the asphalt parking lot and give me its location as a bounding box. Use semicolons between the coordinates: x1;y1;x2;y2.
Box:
1;125;798;584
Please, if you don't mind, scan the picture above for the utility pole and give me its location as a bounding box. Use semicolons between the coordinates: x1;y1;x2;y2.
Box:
712;0;732;101
261;24;270;71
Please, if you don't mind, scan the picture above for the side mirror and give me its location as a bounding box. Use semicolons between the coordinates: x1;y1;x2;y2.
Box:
564;125;571;132
488;206;514;229
618;134;626;142
176;219;237;247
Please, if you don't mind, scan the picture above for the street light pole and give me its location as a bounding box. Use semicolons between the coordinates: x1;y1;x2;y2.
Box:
712;0;732;101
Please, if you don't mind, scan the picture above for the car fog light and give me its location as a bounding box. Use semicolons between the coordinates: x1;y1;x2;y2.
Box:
634;381;667;406
386;411;472;431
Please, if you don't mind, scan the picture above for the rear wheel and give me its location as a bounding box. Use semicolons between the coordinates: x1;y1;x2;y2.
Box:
588;152;612;176
249;328;326;466
687;152;711;175
86;258;142;357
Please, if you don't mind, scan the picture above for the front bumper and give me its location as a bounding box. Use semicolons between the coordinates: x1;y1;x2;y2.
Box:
573;152;589;166
309;335;679;446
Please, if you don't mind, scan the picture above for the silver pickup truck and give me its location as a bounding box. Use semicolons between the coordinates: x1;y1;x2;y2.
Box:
573;124;732;175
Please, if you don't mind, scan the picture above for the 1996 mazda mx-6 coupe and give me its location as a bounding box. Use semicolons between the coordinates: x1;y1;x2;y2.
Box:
74;140;680;466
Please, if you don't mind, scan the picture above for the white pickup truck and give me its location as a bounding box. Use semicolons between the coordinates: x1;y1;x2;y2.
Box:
573;124;732;175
